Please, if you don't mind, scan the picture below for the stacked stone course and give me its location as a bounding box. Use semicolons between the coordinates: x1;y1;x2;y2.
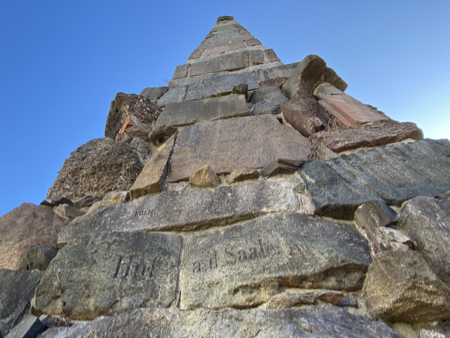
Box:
1;15;449;338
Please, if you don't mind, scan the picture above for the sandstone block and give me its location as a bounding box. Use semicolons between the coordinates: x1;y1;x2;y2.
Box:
39;305;403;338
397;196;450;286
300;139;450;219
170;115;313;182
46;138;144;201
282;55;347;99
201;41;247;57
249;86;288;115
354;200;398;242
129;134;175;200
189;165;220;188
281;96;330;136
227;167;258;184
87;191;129;213
104;93;159;139
58;176;314;245
0;269;43;337
155;95;250;128
0;203;68;270
32;232;182;320
261;291;344;309
264;48;281;62
180;212;371;309
190;51;249;76
139;86;168;103
313;82;346;99
363;250;450;322
73;195;101;209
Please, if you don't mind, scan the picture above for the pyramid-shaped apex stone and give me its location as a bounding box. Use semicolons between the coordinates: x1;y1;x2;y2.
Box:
216;15;235;24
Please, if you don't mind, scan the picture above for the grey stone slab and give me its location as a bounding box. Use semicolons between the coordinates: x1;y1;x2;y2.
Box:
39;305;403;338
190;51;249;76
354;201;398;242
300;139;450;219
172;64;190;80
180;212;371;309
184;71;259;101
397;196;450;286
32;232;182;320
155;95;250;128
139;86;168;103
0;269;43;337
156;85;188;106
264;62;300;80
170;115;313;182
249;86;288;115
168;71;227;87
58;176;315;245
6;314;45;338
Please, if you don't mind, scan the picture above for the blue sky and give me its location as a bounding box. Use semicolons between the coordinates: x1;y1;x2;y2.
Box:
1;0;449;217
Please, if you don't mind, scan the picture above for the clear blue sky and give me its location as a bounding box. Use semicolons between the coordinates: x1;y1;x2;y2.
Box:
1;0;449;217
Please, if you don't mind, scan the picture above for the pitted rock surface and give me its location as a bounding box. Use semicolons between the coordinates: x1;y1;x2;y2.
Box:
180;212;371;309
32;232;182;320
46;138;144;201
170;115;313;182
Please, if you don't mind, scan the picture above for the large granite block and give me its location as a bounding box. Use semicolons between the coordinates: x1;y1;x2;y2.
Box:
311;120;423;152
32;232;182;320
0;269;43;337
190;51;249;76
58;176;315;245
155;95;250;127
170;115;313;182
300;139;450;219
180;212;371;309
39;306;403;338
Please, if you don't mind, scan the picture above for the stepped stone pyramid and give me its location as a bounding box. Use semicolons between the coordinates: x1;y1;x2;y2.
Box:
1;16;450;338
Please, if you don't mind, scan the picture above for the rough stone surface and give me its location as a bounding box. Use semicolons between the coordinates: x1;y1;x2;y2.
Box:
227;166;258;184
189;165;220;188
282;54;348;99
373;227;414;253
88;191;129;213
0;203;68;270
58;176;315;245
184;71;259;101
249;86;288;115
189;51;250;76
180;212;370;309
155;95;250;128
124;124;153;144
363;250;450;322
419;330;449;338
264;62;300;81
53;203;85;221
170;115;313;182
39;305;403;338
281;96;330;136
312;120;424;152
300;139;450;219
397;196;450;286
172;64;190;79
156;85;187;106
22;246;58;271
354;200;398;242
129;137;152;165
313;82;345;100
261;159;300;177
46;138;144;201
104;93;159;139
139;86;168;103
261;290;344;309
316;144;339;161
6;314;45;338
74;196;101;209
129;134;175;200
32;232;182;320
0;269;43;337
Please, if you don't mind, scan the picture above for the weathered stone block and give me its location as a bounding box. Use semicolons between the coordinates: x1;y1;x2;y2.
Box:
189;165;220;188
157;85;187;106
373;227;414;253
363;250;450;322
58;176;314;245
281;96;330;136
170;115;313;182
354;201;398;242
227;167;258;184
32;232;182;320
264;62;300;80
39;306;403;338
397;196;450;286
282;55;347;99
249;86;288;115
300;139;450;219
190;51;249;76
155;95;250;128
22;246;58;271
180;212;371;309
312;120;423;152
0;203;68;270
129;134;176;200
172;64;190;80
139;86;168;103
5;314;45;338
0;269;43;337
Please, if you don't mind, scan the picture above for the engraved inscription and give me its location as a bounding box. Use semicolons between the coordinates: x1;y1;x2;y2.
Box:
112;256;156;279
133;209;153;218
191;238;283;274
